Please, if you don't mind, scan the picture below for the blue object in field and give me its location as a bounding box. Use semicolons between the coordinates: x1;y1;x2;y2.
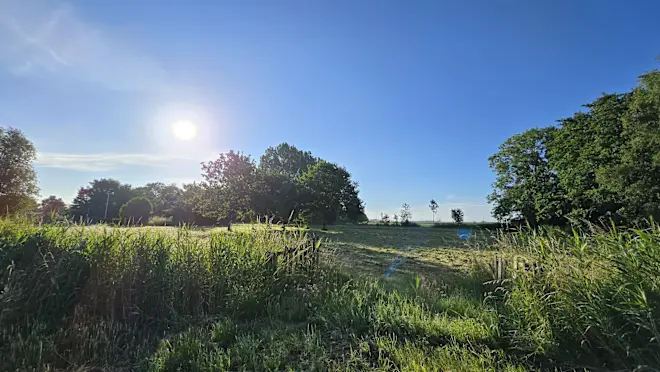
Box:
457;229;472;240
385;257;405;278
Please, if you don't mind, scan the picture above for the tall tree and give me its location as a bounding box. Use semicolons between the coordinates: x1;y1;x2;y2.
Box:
40;195;66;215
299;161;362;229
549;94;629;223
488;127;564;225
252;169;300;223
429;199;438;222
68;179;135;222
259;143;318;179
0;127;38;215
170;182;215;225
602;70;660;222
200;151;257;223
119;197;153;224
134;182;182;216
451;208;464;224
400;203;412;224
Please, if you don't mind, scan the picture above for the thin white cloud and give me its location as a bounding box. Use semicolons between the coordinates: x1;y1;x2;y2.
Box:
36;152;194;172
0;0;168;91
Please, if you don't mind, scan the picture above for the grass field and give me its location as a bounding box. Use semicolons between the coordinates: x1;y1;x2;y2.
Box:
2;220;659;371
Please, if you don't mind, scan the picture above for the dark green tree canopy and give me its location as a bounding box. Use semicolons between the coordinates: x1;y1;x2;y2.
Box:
119;197;153;224
68;179;135;222
40;196;66;215
0;127;38;215
259;143;318;179
489;66;660;225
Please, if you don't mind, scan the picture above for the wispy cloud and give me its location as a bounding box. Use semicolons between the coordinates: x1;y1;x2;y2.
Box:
36;152;194;172
0;0;168;91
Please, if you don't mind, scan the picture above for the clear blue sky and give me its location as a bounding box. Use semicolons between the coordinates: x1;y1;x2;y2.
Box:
1;0;659;221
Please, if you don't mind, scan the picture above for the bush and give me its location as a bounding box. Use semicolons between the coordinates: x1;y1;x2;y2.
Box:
148;216;172;226
119;196;153;225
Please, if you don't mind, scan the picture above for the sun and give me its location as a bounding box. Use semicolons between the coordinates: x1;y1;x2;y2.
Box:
171;120;197;141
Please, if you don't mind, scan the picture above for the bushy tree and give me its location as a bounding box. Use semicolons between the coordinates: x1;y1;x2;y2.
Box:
489;64;660;225
68;179;135;222
259;143;318;179
134;182;182;216
451;208;464;224
40;195;66;215
400;203;412;224
488;127;563;225
0;127;38;215
252;170;300;224
170;182;215;225
119;197;153;224
299;161;355;229
380;213;390;226
200;151;257;224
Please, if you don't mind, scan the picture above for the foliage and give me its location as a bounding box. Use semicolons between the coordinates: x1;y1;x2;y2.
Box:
258;142;318;179
451;208;464;224
170;182;215;226
0;127;38;215
200;150;257;222
429;199;438;222
68;179;136;222
39;195;66;215
298;162;344;228
490;65;660;225
400;203;412;224
488;127;562;225
134;182;183;217
379;213;390;226
148;216;172;226
119;196;153;224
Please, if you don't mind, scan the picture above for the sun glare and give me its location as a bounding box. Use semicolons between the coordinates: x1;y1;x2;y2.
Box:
171;120;197;141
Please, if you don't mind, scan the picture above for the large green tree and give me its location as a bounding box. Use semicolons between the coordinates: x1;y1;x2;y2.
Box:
489;65;660;226
68;179;135;222
259;143;318;179
0;127;38;215
549;94;629;223
299;161;364;228
39;195;66;215
488;127;564;225
134;182;182;216
252;169;300;223
602;70;660;221
119;197;153;224
200;151;257;222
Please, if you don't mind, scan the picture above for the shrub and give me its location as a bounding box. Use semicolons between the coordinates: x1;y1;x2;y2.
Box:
119;196;153;224
451;208;464;224
148;216;172;226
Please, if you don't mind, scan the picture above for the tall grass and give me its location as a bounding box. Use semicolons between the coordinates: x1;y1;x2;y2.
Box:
491;223;660;370
2;218;659;370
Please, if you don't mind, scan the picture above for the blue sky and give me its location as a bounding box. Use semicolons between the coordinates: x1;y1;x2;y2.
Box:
1;0;659;221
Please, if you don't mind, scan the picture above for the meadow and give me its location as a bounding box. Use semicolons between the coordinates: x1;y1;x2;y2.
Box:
1;220;659;371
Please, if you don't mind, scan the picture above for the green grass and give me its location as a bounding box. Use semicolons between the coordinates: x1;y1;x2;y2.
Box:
1;220;659;371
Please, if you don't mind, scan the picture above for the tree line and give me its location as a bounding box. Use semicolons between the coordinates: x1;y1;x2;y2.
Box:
0;135;368;227
489;65;660;226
